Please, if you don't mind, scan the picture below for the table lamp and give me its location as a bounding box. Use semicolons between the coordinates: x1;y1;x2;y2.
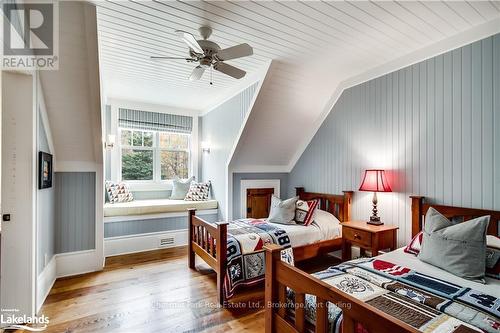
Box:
358;169;392;225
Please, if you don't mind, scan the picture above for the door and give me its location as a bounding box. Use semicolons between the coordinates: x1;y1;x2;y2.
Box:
246;188;274;218
1;71;37;318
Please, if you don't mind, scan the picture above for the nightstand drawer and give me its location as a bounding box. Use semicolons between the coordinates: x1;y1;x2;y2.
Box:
343;227;372;247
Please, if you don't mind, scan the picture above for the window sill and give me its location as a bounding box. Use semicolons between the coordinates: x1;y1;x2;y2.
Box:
126;181;173;192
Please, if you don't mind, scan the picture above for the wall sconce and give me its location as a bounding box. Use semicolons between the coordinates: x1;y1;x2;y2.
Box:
105;134;116;150
201;141;211;154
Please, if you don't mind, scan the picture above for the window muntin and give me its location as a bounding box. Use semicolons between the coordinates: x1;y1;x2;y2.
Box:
119;129;190;182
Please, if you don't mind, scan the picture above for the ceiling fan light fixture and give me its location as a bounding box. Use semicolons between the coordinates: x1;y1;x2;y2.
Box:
153;27;253;83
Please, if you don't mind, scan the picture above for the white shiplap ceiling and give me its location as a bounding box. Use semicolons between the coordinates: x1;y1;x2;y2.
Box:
96;1;500;169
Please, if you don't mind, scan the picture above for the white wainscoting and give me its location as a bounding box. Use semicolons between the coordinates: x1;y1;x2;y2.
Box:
240;179;280;218
36;256;56;312
104;230;188;257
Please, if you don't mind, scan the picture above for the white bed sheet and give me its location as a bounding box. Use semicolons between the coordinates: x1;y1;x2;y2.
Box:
377;247;500;298
268;220;341;248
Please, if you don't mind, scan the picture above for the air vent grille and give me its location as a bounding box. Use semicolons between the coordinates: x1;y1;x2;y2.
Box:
159;237;175;247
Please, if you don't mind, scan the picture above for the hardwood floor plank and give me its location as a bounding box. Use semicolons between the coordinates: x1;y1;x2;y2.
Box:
12;247;340;333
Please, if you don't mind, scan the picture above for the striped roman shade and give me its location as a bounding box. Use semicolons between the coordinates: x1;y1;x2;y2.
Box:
118;108;193;134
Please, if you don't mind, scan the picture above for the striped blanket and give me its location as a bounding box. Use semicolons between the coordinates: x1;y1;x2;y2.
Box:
292;257;500;333
223;219;293;299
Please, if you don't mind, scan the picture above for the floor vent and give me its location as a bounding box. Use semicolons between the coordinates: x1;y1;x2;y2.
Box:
159;237;175;247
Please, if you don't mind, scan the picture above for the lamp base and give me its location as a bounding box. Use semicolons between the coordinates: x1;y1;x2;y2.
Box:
367;216;384;226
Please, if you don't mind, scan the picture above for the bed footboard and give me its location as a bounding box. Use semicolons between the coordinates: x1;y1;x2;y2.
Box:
264;245;419;333
188;209;228;305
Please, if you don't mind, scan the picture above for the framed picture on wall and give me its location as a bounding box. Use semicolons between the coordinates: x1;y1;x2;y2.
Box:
39;151;53;189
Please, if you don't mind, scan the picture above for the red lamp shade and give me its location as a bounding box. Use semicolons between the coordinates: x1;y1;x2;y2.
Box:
359;170;392;193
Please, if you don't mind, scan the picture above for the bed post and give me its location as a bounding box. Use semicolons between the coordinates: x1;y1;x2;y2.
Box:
295;187;305;197
343;191;354;222
264;244;282;333
216;221;228;306
410;196;425;237
188;209;196;269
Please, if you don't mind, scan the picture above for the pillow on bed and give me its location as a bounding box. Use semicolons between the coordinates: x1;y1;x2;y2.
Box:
404;231;423;255
295;199;319;226
267;195;298;225
486;235;500;280
418;207;489;282
170;176;194;199
313;209;340;230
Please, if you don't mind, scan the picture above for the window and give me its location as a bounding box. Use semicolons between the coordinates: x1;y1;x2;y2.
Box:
159;132;189;180
120;129;190;182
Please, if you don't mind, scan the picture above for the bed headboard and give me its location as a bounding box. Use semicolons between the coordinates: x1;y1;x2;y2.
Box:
296;187;353;222
410;196;500;237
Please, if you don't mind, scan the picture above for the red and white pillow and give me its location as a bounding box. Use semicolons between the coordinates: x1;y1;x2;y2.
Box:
295;199;319;226
404;231;423;255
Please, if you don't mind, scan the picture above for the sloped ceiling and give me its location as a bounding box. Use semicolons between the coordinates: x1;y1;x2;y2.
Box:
40;2;102;166
96;1;270;111
95;1;500;169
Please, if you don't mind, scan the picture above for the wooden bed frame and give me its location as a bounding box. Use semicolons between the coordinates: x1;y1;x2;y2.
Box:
265;195;500;333
188;187;353;305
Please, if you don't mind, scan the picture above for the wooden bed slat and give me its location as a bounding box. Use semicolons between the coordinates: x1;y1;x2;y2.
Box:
294;292;305;331
315;297;328;333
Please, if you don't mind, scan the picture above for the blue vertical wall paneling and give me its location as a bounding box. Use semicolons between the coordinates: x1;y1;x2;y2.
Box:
200;82;259;219
288;34;500;245
55;172;96;253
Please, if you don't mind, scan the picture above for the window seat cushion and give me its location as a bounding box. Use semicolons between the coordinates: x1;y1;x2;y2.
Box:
104;199;218;217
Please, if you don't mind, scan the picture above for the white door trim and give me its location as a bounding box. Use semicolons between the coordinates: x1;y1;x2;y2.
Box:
240;179;280;219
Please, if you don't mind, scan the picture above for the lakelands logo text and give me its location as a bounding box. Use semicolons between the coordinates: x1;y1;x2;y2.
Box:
1;1;59;70
1;312;49;331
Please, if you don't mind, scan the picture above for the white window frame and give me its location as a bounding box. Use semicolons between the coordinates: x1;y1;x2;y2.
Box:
118;128;192;187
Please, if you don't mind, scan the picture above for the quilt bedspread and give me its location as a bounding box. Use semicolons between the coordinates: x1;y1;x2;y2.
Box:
291;257;500;333
223;219;293;299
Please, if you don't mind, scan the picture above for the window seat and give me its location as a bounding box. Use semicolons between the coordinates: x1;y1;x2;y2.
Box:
104;199;218;217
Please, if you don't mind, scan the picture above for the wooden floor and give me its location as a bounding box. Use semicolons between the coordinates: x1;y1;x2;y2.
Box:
23;247;340;333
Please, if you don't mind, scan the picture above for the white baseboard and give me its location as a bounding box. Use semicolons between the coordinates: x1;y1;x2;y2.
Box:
36;256;56;312
104;230;188;257
55;249;103;278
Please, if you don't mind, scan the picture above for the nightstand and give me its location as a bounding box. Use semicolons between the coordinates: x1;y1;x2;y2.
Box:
341;221;399;261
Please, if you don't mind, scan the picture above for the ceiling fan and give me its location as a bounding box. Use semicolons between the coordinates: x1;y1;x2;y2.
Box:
151;26;253;82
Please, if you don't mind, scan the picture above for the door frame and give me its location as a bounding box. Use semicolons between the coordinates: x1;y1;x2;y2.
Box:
240;179;280;219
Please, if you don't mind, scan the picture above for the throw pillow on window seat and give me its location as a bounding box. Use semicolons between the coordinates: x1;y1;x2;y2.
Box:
170;176;195;200
185;181;211;201
105;181;134;204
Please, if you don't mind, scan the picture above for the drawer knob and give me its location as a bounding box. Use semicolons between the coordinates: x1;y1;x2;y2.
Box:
354;233;361;239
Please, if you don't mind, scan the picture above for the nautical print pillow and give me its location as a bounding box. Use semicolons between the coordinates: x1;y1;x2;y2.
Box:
184;181;211;201
105;181;134;204
295;199;319;226
404;231;423;255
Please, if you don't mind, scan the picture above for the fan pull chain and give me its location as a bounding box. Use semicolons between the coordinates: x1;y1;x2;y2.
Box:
210;66;213;85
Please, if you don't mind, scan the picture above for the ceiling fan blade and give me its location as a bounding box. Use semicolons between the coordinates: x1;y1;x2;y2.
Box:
213;62;246;79
189;65;205;81
175;30;205;55
216;43;253;61
150;56;196;61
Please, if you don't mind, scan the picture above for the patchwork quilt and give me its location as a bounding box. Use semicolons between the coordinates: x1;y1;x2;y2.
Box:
223;219;293;299
289;258;500;333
